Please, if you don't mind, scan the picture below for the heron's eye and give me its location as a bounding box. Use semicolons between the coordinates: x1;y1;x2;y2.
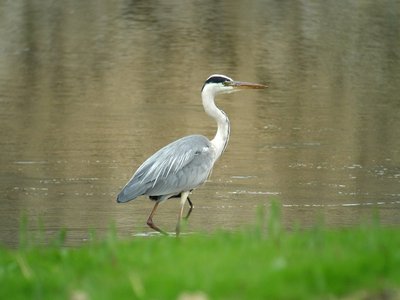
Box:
222;81;231;86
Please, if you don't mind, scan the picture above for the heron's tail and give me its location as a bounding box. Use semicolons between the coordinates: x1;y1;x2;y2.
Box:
116;192;132;203
116;182;148;203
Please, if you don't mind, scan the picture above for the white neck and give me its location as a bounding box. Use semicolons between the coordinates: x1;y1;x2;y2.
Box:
201;89;230;162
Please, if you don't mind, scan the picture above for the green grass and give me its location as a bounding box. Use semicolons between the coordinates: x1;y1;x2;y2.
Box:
1;204;400;300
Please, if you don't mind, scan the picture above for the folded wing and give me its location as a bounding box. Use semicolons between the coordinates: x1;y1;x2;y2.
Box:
117;135;215;203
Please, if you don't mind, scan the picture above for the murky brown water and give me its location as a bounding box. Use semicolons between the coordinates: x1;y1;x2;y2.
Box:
1;1;399;246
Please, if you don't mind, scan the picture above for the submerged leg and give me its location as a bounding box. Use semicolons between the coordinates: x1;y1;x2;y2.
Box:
184;197;194;220
146;201;168;235
176;191;190;237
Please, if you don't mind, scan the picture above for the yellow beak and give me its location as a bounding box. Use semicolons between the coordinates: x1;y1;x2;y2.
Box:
225;81;267;89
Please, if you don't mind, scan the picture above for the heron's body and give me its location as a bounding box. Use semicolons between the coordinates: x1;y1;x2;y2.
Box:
117;74;266;235
117;134;215;202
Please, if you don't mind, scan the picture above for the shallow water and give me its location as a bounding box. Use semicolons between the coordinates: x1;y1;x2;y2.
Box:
1;0;399;246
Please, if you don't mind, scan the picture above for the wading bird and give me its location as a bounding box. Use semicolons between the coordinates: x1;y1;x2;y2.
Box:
117;74;267;236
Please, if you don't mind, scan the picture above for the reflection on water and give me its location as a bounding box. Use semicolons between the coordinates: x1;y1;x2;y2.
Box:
0;0;399;246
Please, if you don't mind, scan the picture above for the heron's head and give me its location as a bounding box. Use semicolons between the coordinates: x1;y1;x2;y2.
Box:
201;74;267;96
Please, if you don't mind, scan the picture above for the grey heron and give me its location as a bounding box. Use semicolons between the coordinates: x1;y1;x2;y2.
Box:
117;74;267;236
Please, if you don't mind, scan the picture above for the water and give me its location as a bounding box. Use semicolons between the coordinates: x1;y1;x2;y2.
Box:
1;0;399;246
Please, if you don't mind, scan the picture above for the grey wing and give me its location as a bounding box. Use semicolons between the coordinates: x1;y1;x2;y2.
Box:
117;135;215;203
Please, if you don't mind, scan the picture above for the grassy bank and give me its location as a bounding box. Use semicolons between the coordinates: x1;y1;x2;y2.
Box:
1;206;400;299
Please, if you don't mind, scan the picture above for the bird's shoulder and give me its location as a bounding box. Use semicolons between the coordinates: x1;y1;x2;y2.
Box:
133;135;212;181
147;134;212;164
165;134;211;151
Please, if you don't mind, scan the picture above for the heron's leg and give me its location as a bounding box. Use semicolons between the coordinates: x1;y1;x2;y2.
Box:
176;191;190;237
146;201;168;235
184;197;194;220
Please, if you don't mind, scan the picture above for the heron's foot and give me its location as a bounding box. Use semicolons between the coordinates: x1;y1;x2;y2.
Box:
147;218;168;236
176;218;190;237
184;197;194;220
175;222;184;237
183;207;193;220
